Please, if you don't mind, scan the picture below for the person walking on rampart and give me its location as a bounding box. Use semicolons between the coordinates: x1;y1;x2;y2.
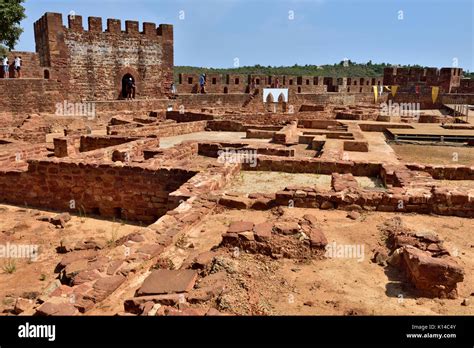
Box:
199;73;206;94
250;77;256;89
275;77;280;88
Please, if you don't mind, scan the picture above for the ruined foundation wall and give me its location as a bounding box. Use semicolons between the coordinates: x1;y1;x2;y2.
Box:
0;160;196;223
109;120;207;137
79;136;140;152
243;155;382;177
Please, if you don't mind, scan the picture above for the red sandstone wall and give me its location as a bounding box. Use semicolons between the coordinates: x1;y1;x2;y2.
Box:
33;12;174;101
79;136;140;152
0;160;196;223
0;143;49;167
177;73;382;95
0;79;62;114
165;111;214;122
243;155;382;177
109;120;207;137
383;67;462;93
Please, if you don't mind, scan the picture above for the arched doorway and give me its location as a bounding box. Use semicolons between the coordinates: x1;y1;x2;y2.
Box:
121;74;135;99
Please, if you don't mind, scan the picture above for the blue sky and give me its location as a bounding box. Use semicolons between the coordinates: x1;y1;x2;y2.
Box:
15;0;474;71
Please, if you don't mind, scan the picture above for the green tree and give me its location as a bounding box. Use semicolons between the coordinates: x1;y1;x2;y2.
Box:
0;0;26;55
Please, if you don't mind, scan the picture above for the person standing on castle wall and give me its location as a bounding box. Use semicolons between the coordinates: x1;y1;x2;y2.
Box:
14;56;21;78
199;73;206;94
2;56;9;78
275;78;280;88
126;77;135;100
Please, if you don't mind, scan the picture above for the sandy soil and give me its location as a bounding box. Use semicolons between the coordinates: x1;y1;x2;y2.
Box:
178;208;474;315
348;132;401;164
225;171;383;195
0;204;143;313
391;144;473;166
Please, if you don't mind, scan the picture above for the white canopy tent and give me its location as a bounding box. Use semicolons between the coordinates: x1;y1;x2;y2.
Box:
262;88;289;103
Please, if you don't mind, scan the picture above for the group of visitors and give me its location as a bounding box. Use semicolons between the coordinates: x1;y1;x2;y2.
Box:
2;56;22;78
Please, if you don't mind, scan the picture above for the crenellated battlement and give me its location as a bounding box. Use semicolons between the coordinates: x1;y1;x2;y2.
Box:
32;12;174;101
175;73;386;94
34;12;173;40
383;66;463;93
384;67;463;79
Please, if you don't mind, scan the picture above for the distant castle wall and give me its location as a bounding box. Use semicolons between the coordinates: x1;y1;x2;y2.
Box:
176;68;467;96
176;73;385;94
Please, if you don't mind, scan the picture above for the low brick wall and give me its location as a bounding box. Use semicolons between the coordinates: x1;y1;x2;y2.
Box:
165;111;214;123
358;123;414;132
273;121;298;144
198;142;294;158
169;162;241;205
206;120;246;132
0;128;48;143
246;129;276;139
79;135;141;152
405;163;474;180
298;119;341;129
271;185;473;218
106;122;147;135
0;159;196;223
242;155;382;177
53;136;160;161
0;143;49;167
219;179;473;218
76;138;160;162
336;112;375;121
343;141;369;152
299;104;325;112
145;141;198;163
207;120;282;132
109;121;208;137
294;92;381;106
53;136;81;158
